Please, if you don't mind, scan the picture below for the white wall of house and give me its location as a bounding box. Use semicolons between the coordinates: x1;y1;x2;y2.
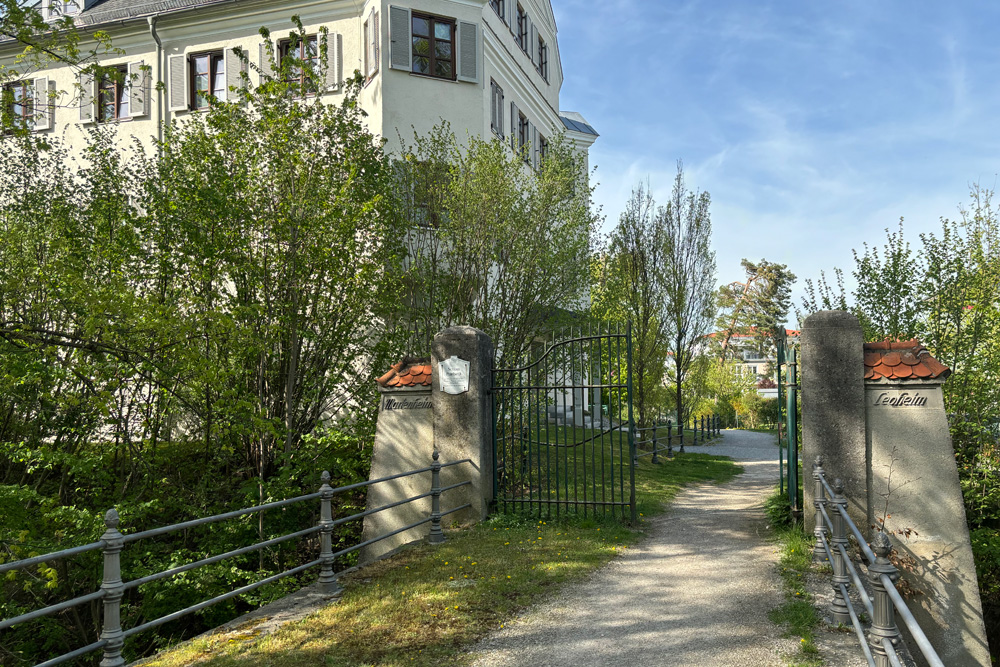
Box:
0;0;595;166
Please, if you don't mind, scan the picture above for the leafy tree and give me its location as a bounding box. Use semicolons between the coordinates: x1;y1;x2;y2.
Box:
395;123;599;366
0;27;405;663
661;164;716;430
715;258;796;360
591;182;671;426
852;221;921;341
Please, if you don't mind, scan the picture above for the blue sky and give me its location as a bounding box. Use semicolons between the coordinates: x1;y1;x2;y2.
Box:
553;0;1000;324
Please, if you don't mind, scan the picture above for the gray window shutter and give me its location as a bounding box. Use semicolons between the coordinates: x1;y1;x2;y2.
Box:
456;21;479;84
224;47;246;104
366;10;379;78
32;77;52;131
510;101;518;150
389;5;411;71
529;20;537;65
259;41;274;84
78;71;95;124
497;85;504;137
168;54;189;111
128;61;149;117
509;2;517;34
530;122;538;167
325;31;342;91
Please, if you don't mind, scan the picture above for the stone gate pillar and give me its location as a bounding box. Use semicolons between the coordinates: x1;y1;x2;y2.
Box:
801;311;867;530
431;326;494;521
864;340;990;666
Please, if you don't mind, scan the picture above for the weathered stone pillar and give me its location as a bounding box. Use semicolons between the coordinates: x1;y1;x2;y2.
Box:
864;340;990;666
801;311;867;531
360;358;434;563
432;326;494;521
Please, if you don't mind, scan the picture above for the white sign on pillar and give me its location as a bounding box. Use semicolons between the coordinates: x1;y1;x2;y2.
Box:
439;356;470;395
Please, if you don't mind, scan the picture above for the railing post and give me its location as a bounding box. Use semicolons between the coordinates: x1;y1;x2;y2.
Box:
429;450;445;544
813;457;827;562
678;418;685;454
701;415;706;441
651;423;660;464
99;509;125;667
666;420;673;458
829;480;852;625
868;532;901;667
317;471;341;595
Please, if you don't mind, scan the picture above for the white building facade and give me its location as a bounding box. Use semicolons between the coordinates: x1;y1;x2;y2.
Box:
1;0;597;161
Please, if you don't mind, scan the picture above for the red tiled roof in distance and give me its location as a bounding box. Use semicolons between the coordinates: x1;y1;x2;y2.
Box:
863;339;950;382
376;357;433;388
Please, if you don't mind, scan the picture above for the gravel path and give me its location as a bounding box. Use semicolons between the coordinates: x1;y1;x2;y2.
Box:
468;429;799;667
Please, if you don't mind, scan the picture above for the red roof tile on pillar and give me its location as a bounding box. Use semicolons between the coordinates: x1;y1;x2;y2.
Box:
862;339;950;381
376;358;433;388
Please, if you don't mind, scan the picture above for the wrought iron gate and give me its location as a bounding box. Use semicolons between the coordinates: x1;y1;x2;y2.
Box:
490;324;636;521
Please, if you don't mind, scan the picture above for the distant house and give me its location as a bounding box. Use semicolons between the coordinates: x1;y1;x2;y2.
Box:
707;328;800;398
1;0;597;164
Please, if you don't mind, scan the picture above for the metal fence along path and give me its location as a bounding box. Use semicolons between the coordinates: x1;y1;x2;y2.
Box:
0;454;472;667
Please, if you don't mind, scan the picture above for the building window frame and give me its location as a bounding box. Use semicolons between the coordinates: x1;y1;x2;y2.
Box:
278;34;320;95
490;79;504;137
411;12;456;81
364;11;380;81
98;65;129;123
2;80;34;131
489;0;504;20
537;36;548;80
538;133;548;162
516;5;528;52
189;50;226;110
46;0;81;19
517;112;529;160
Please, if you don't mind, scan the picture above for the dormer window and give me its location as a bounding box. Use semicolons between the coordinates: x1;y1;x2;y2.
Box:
46;0;82;19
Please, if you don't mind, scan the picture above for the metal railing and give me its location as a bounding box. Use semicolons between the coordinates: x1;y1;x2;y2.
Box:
0;450;472;667
633;415;721;463
812;457;945;667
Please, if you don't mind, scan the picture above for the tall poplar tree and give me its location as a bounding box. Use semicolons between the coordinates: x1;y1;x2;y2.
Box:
661;164;716;430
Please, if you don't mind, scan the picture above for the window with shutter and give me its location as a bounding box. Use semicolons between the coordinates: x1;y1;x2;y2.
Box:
365;10;380;80
509;101;518;149
189;52;225;109
278;34;320;95
518;113;529;160
411;13;456;80
456;21;478;83
168;54;189;111
537;37;548;80
324;32;342;91
32;78;52;131
490;80;504;137
129;61;150;117
515;5;528;52
224;47;247;104
97;66;129;123
78;71;96;123
389;5;412;71
2;80;35;131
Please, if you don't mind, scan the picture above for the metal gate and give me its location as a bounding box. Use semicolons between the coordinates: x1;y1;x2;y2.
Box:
490;324;636;521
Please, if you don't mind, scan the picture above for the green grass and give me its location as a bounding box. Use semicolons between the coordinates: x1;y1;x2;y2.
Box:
143;453;740;667
765;490;823;666
496;423;722;518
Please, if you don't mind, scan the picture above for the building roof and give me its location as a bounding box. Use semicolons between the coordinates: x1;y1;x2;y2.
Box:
559;112;598;137
77;0;233;25
863;339;950;381
376;358;433;389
